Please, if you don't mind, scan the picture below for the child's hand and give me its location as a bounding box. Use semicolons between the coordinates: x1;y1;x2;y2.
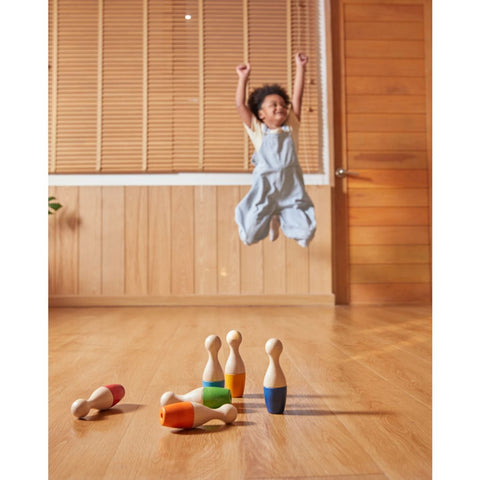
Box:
236;63;251;79
295;52;308;67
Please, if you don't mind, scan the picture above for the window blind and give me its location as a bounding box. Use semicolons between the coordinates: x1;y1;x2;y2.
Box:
49;0;322;173
55;0;98;172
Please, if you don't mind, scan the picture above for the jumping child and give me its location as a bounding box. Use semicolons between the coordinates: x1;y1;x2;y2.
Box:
234;52;316;248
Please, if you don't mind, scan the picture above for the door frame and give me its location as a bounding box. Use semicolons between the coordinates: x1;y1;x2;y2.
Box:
329;0;432;305
330;0;350;304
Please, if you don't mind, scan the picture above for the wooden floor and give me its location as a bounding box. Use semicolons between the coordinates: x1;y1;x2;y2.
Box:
49;305;431;479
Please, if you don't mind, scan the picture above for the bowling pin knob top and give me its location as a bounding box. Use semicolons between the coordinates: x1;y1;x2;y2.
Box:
223;403;238;424
71;399;91;418
226;330;242;347
160;391;176;406
205;334;221;352
265;338;283;357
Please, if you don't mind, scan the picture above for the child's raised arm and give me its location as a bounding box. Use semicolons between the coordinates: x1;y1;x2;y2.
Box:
292;52;308;121
235;63;253;127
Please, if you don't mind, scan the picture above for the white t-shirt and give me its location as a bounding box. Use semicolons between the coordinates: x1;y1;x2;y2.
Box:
244;112;300;153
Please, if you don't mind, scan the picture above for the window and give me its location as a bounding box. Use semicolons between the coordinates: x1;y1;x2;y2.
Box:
49;0;323;174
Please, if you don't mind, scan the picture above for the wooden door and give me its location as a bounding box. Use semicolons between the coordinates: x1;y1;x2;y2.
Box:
331;0;432;304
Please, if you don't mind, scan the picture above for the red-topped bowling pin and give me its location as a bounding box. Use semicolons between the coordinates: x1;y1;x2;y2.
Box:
71;384;125;418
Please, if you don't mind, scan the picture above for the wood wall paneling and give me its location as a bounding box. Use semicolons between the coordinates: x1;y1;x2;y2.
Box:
78;187;102;295
308;187;333;295
148;186;172;295
171;187;195;294
286;238;310;295
101;187;125;295
263;229;287;295
52;187;79;294
194;186;218;295
239;187;264;295
217;186;241;294
49;185;334;305
48;187;55;296
125;187;149;294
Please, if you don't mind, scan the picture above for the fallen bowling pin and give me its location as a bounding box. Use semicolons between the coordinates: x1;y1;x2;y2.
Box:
225;330;246;397
159;401;237;429
71;384;125;418
160;386;231;408
202;334;225;388
263;338;287;414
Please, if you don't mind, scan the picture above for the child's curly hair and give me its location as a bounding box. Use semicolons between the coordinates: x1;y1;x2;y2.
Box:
247;84;291;122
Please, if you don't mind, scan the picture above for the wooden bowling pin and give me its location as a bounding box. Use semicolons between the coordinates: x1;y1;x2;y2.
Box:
202;334;224;387
225;330;246;397
160;401;237;429
71;384;125;418
160;386;231;408
263;338;287;414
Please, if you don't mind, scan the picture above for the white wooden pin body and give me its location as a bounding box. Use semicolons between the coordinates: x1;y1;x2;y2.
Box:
225;330;245;375
71;386;114;418
160;387;203;406
202;334;224;383
192;402;237;427
263;338;287;388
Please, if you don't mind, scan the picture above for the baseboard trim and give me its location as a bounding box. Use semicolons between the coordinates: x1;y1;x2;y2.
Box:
49;294;335;307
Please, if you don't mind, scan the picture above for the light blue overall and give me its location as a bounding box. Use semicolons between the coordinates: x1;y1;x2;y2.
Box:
235;123;316;247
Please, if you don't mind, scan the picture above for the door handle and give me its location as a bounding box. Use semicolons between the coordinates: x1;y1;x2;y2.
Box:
335;168;359;178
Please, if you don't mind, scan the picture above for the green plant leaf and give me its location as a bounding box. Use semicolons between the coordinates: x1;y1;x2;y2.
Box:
49;196;63;215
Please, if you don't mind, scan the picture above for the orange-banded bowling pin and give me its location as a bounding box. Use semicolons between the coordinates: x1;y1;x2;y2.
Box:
159;401;237;429
202;334;224;388
225;330;246;397
263;338;287;414
71;384;125;418
160;386;231;408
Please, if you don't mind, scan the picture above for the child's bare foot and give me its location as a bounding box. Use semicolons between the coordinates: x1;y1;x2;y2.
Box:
269;215;280;241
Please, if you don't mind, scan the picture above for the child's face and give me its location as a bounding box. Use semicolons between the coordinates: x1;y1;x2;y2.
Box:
259;94;289;128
